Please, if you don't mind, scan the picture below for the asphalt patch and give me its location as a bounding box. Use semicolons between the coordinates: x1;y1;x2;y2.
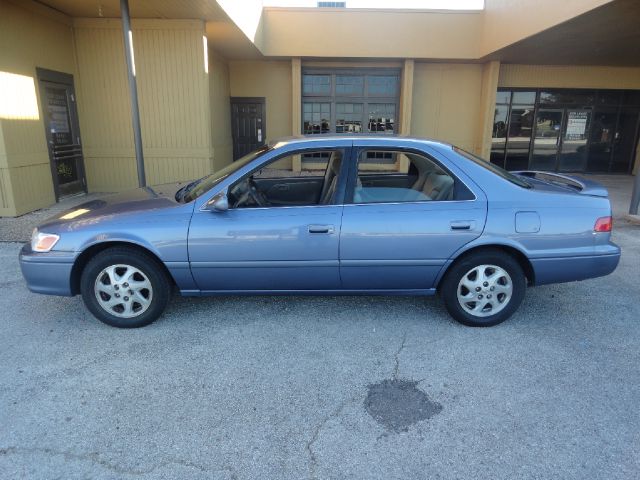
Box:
364;379;442;433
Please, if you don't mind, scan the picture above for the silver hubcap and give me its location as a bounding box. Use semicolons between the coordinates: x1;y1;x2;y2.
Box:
457;264;513;318
94;264;153;318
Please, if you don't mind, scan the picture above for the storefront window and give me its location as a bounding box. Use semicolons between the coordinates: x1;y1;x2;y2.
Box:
302;69;400;139
336;103;363;133
303;102;331;134
492;87;640;173
303;75;331;95
367;103;395;134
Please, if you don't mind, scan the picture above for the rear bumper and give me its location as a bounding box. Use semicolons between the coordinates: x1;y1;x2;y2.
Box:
531;243;621;286
19;244;77;296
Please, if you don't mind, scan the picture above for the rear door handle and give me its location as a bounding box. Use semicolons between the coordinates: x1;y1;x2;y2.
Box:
308;224;335;234
450;221;474;231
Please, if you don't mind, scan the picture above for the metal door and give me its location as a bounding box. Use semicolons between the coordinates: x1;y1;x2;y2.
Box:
230;97;265;160
37;68;86;199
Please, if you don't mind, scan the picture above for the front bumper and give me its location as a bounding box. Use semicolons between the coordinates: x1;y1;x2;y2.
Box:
531;242;621;286
19;244;77;296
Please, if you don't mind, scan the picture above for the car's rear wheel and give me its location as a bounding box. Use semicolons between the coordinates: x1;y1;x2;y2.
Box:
440;249;526;327
80;247;170;328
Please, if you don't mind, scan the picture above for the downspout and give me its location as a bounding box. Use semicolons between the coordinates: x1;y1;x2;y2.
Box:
120;0;146;187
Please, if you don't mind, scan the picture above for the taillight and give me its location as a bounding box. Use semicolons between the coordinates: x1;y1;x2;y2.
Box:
594;216;612;232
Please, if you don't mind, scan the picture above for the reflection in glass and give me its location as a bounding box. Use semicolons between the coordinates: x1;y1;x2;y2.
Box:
367;103;395;133
368;76;399;96
495;90;511;105
611;110;640;173
530;109;563;171
302;75;331;95
303;102;330;134
336;75;364;95
512;91;536;104
505;105;534;170
559;110;591;172
540;90;595;105
587;109;617;172
490;105;509;168
336;103;363;133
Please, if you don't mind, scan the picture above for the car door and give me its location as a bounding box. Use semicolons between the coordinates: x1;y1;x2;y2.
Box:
188;144;351;292
339;143;487;291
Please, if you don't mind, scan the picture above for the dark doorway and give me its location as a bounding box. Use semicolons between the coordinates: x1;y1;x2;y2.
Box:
230;97;266;160
36;68;87;200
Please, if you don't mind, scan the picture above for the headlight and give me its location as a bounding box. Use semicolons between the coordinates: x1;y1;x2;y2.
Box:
31;229;60;252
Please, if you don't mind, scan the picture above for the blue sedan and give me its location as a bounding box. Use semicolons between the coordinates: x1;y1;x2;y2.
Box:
20;136;620;328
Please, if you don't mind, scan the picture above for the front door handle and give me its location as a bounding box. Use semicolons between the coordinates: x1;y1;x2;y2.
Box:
308;224;335;234
450;221;474;231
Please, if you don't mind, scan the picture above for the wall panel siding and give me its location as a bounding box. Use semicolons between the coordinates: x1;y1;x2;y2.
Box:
6;162;56;216
411;63;484;154
0;0;73;215
498;65;640;89
73;18;211;191
209;50;233;171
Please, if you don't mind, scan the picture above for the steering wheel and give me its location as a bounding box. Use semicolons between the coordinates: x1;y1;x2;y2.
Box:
232;176;270;208
248;177;270;207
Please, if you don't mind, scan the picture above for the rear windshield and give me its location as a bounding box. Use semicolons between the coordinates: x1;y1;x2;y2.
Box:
453;146;531;189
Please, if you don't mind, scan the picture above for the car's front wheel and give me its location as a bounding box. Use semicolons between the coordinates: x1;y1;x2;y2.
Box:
80;247;171;328
440;249;526;327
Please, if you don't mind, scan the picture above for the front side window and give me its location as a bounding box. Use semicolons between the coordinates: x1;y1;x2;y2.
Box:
352;150;459;204
228;150;344;209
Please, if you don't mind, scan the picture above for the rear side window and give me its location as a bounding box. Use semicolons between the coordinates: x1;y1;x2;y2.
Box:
454;146;531;189
351;150;473;204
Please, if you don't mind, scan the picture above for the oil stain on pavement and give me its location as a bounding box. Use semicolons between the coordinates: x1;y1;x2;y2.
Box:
364;379;442;433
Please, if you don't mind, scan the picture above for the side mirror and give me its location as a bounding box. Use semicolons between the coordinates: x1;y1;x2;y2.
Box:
206;192;229;212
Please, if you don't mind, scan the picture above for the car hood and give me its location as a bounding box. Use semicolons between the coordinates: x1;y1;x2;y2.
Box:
37;182;191;233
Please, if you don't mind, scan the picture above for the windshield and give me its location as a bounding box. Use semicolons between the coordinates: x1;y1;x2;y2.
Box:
180;146;271;203
453;146;531;189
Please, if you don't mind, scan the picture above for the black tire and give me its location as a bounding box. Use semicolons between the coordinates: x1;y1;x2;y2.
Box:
80;247;171;328
439;249;526;327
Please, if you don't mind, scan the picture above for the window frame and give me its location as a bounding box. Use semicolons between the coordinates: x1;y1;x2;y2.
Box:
345;147;475;206
226;146;353;209
301;67;401;141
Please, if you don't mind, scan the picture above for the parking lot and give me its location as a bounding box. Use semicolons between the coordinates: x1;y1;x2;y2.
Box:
1;177;639;479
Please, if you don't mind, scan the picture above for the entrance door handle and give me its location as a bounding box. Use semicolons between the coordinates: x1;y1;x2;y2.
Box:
308;224;335;234
450;221;474;231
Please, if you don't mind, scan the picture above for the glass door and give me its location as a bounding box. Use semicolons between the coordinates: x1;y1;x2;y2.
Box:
43;83;86;198
530;109;563;171
558;109;591;172
611;109;640;173
587;108;617;172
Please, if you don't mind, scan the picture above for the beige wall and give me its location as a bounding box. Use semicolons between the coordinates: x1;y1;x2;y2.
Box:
0;0;75;216
228;59;292;141
209;49;233;171
261;8;482;59
411;63;484;155
498;64;640;90
228;59;292;168
74;18;212;192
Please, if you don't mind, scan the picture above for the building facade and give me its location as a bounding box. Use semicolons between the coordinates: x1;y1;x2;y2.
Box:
1;0;639;216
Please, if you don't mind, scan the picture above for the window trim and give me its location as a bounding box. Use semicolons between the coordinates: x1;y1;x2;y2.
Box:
302;67;401;137
225;146;353;209
345;147;476;206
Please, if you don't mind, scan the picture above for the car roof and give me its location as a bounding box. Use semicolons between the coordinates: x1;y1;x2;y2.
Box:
268;134;454;150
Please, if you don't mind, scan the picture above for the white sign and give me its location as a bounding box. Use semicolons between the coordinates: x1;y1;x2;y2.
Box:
565;111;588;140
